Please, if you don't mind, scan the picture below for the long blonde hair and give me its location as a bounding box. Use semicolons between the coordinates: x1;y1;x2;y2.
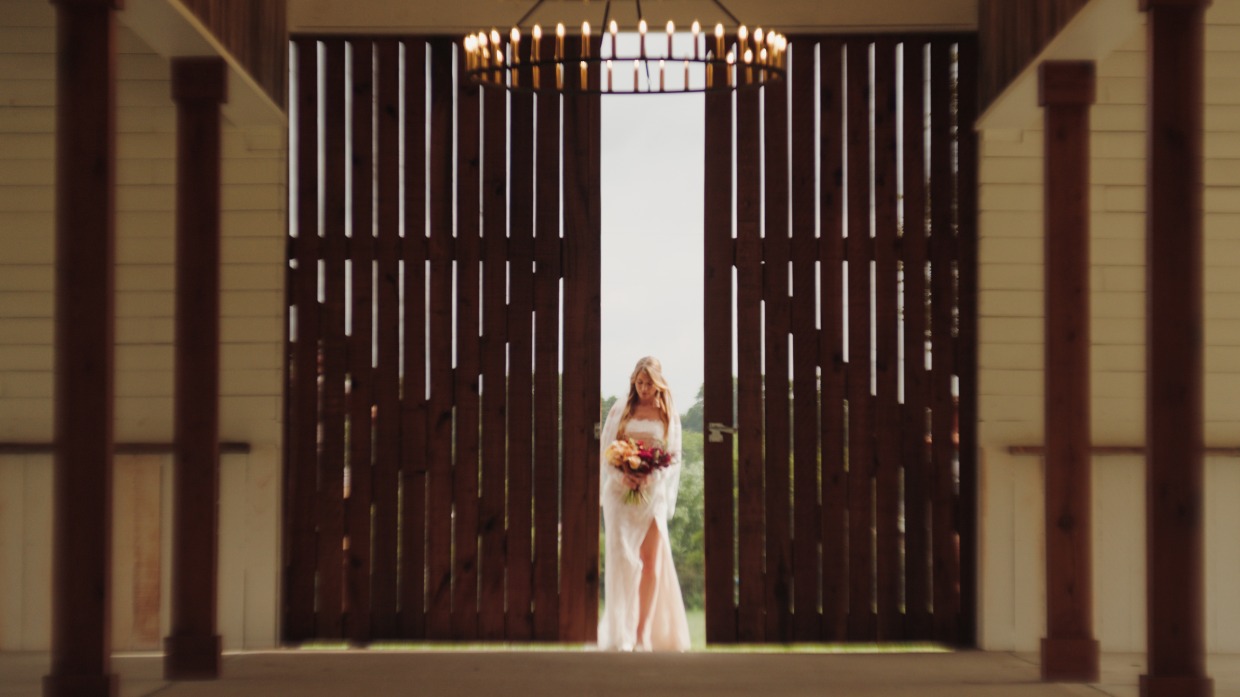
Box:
618;356;672;438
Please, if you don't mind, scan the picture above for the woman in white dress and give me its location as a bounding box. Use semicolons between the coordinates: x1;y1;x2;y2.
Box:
597;356;691;651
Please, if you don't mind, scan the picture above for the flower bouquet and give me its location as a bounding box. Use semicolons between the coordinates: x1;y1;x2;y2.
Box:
604;437;674;504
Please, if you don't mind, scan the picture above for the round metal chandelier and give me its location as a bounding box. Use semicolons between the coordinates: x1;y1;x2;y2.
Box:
463;0;786;94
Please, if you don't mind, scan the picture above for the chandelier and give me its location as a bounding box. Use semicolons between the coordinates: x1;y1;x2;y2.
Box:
463;0;786;94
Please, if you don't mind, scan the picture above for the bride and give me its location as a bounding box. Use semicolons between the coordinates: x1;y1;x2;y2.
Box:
597;356;691;651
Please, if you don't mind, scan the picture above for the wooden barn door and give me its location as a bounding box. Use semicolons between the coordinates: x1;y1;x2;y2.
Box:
283;36;601;644
702;35;978;644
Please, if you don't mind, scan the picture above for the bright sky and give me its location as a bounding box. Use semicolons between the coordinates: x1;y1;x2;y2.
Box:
599;87;705;411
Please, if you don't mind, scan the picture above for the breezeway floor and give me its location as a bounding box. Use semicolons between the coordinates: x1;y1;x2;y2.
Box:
3;649;1240;697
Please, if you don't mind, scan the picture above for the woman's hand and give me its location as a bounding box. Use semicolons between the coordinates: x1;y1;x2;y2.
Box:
622;472;645;491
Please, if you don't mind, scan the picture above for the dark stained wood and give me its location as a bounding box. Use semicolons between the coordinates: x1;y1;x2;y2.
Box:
167;56;226;680
818;37;848;643
1141;1;1212;694
453;53;482;641
531;35;562;642
478;69;509;641
398;36;429;641
46;1;120;692
928;38;959;643
558;35;602;642
1040;59;1098;682
346;39;376;644
955;35;981;648
286;36;321;643
181;0;287;104
371;38;403;639
845;39;875;641
506;38;536;639
977;0;1090;110
425;38;456;640
702;48;737;644
734;67;766;644
315;38;347;642
763;62;793;643
900;38;932;641
871;38;903;642
790;37;821;643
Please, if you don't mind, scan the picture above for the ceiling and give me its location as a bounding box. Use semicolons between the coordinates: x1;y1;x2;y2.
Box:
288;0;978;35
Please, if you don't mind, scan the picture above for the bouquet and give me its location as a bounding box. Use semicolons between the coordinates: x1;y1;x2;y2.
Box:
604;437;674;504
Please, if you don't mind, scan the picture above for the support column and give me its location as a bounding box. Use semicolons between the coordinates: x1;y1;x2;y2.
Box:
1141;1;1213;696
164;57;227;680
1039;60;1099;683
45;1;121;696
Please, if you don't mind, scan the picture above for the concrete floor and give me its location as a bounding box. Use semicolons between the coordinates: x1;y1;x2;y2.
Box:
3;650;1239;697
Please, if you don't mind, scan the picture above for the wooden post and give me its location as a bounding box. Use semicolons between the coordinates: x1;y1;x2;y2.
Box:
1140;1;1213;696
45;1;121;695
165;57;227;680
1038;60;1099;683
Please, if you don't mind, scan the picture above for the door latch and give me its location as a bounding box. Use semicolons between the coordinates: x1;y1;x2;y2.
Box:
707;422;736;443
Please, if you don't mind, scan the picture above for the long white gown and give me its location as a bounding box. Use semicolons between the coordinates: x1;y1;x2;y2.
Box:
597;400;691;651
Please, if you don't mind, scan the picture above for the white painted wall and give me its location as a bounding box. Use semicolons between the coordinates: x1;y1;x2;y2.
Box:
0;0;286;651
977;0;1240;653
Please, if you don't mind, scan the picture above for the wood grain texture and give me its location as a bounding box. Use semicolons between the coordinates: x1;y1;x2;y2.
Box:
845;39;875;641
702;49;736;644
978;0;1089;110
286;36;320;642
531;35;562;642
506;36;536;641
345;39;376;644
397;33;429;642
425;38;455;640
900;38;932;642
818;37;848;643
452;55;482;640
734;74;765;644
871;38;902;641
478;73;509;641
181;0;287;103
371;38;402;639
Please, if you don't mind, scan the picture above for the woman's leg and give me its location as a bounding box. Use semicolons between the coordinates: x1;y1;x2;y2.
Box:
635;519;661;647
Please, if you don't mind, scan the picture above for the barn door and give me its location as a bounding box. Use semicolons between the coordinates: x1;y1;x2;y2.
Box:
283;35;601;644
702;35;978;644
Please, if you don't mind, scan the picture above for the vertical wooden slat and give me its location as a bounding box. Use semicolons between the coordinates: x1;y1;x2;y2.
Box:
845;39;876;641
955;35;980;647
425;38;455;640
558;35;602;642
167;56;226;678
372;38;402;639
790;38;821;643
900;38;932;641
478;66;509;641
735;64;766;644
318;38;348;642
506;37;536;642
763;61;793;643
453;49;482;640
703;48;737;644
346;38;376;644
1143;2;1211;693
929;38;960;643
818;37;848;643
871;38;903;641
398;36;429;640
531;35;562;641
286;36;320;643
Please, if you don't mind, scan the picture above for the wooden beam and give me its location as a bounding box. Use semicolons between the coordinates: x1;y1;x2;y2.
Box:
1038;59;1098;684
1140;1;1213;695
165;56;227;681
45;0;121;695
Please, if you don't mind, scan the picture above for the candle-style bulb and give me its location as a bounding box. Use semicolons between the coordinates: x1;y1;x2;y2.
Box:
738;25;748;43
754;28;764;50
556;23;565;38
667;20;675;35
692;20;701;35
639;19;647;35
511;27;520;43
491;29;500;46
582;21;591;37
533;24;542;40
715;23;723;39
744;48;753;64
